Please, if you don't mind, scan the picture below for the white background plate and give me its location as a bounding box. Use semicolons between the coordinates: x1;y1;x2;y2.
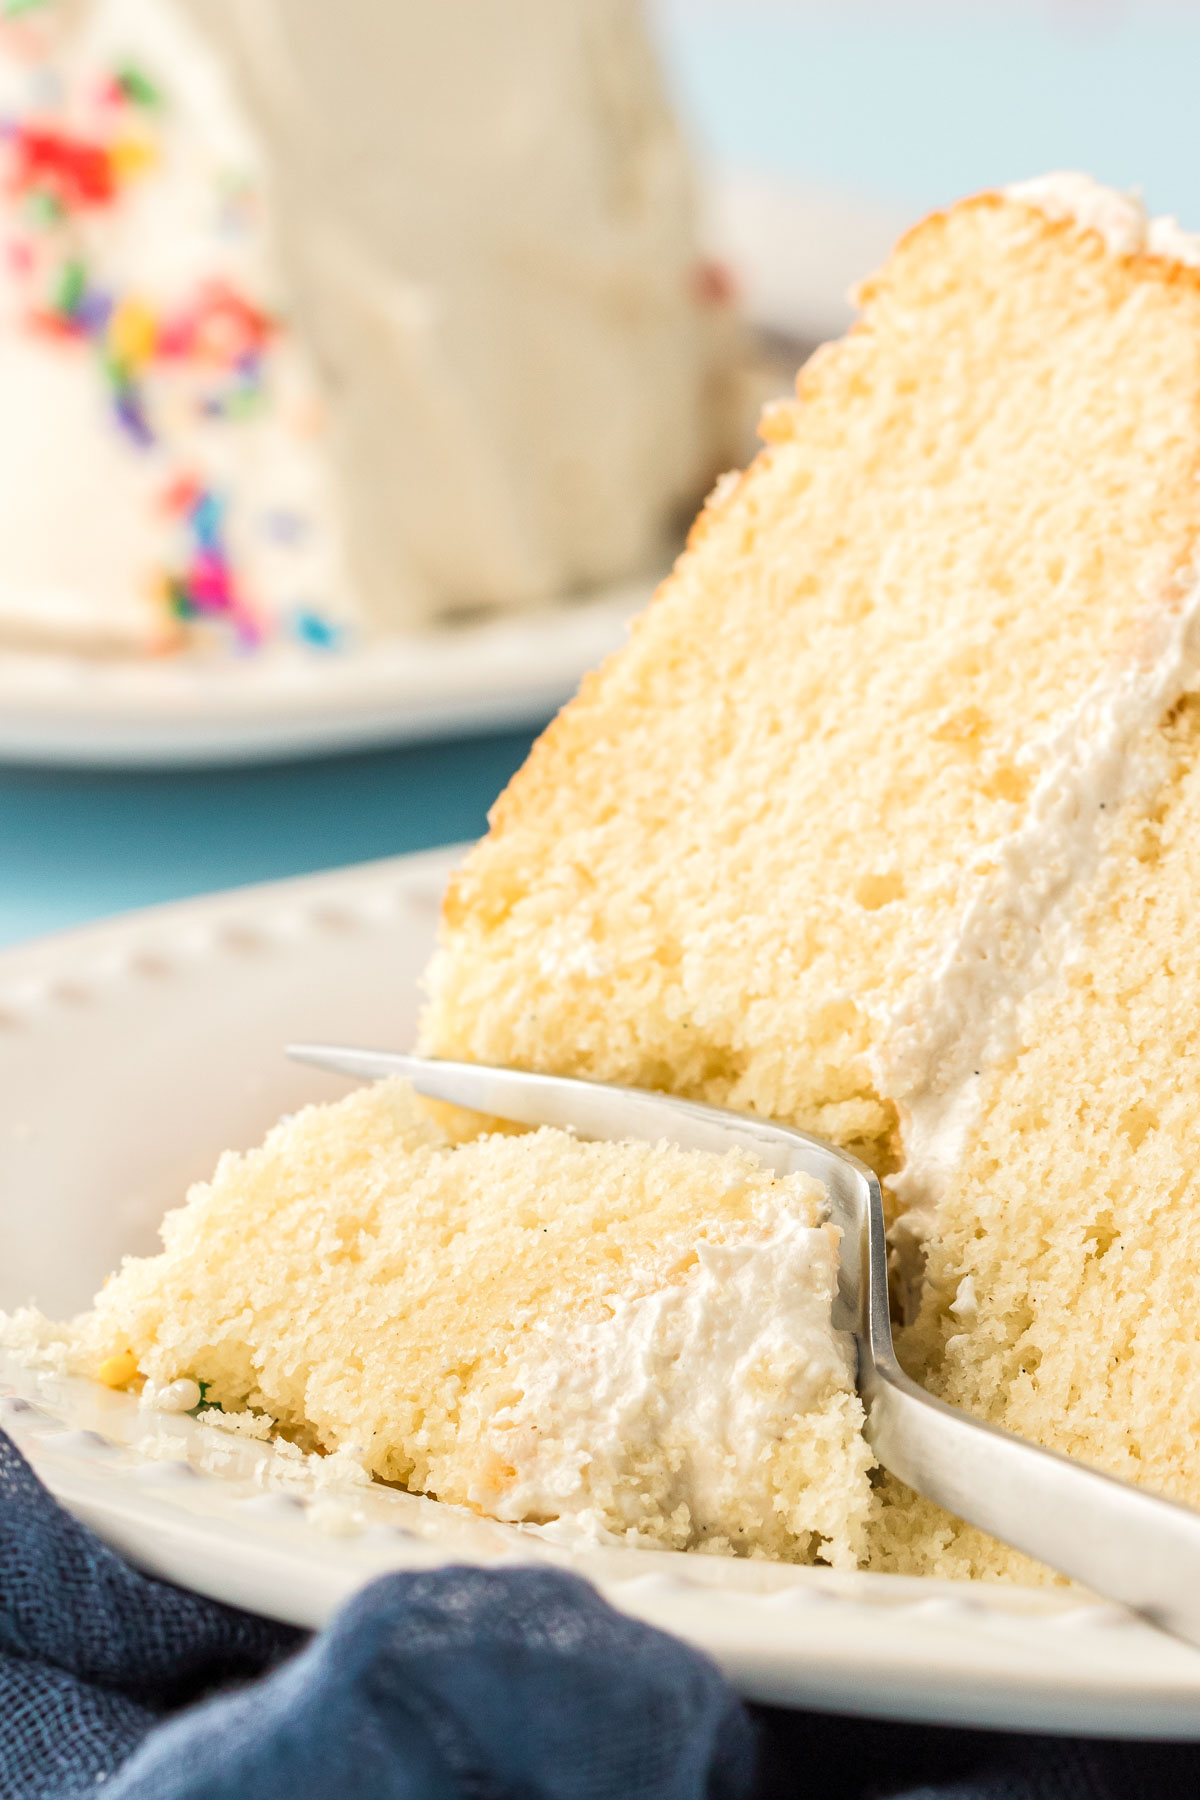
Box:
0;586;644;768
4;844;1200;1737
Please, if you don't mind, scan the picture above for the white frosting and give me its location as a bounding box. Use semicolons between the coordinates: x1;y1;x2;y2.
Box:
468;1209;856;1547
190;0;739;628
881;575;1200;1238
1005;172;1200;268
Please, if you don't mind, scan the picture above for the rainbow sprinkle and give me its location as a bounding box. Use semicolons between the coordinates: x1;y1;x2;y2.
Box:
160;476;261;648
4;35;277;455
109;62;160;111
24;236;277;457
291;608;341;650
13;123;118;209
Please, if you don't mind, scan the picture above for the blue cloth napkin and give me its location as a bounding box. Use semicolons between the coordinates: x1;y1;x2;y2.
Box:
3;1430;1199;1800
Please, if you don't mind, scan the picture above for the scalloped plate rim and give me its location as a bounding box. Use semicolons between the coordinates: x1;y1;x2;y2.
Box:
0;586;644;766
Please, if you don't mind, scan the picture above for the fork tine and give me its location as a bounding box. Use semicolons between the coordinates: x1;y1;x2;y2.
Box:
288;1042;806;1169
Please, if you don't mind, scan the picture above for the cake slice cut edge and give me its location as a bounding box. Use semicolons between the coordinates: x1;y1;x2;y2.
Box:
6;1078;876;1569
420;171;1200;1579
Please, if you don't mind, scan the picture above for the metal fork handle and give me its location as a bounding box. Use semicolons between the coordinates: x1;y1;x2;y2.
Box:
865;1357;1200;1643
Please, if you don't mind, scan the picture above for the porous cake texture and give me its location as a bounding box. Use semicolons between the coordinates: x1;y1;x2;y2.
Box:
73;1079;875;1566
423;173;1200;1578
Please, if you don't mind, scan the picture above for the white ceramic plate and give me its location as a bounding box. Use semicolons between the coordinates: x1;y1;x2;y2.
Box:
4;845;1200;1738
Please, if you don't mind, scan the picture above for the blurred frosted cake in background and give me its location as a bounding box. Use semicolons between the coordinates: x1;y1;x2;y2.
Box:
198;0;743;631
0;0;741;656
0;0;349;654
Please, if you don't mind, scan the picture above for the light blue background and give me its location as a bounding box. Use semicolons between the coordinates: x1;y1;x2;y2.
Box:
652;1;1200;223
5;3;1196;947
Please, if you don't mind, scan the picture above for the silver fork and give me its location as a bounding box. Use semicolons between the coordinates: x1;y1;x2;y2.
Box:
290;1043;1200;1650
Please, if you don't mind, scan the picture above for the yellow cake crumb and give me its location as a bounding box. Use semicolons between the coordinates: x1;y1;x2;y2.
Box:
96;1350;139;1390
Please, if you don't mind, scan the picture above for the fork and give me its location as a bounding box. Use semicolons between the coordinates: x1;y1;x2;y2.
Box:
290;1043;1200;1650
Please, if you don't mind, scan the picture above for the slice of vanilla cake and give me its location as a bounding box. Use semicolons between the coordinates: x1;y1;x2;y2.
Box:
422;174;1200;1577
65;1079;874;1566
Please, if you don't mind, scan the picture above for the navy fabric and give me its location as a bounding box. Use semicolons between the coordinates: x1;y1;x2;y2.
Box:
4;1429;1200;1800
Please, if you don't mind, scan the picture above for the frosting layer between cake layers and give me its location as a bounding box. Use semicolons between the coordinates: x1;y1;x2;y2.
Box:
882;573;1200;1243
881;174;1200;1252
